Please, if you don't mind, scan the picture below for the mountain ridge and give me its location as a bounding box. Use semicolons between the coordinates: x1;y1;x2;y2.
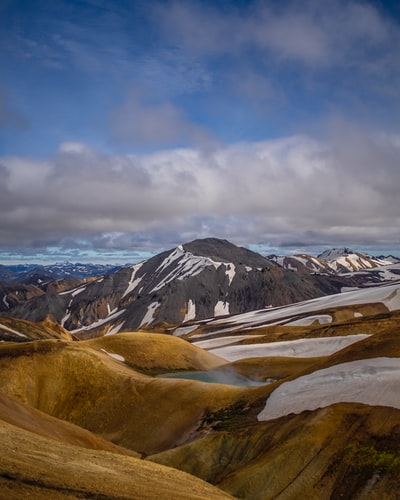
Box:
2;238;349;338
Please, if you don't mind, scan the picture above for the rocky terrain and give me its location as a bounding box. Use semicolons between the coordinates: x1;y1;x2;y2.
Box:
1;238;360;338
270;247;400;282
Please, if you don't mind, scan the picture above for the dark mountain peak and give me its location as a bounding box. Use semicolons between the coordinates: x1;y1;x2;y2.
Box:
318;247;355;260
182;238;272;267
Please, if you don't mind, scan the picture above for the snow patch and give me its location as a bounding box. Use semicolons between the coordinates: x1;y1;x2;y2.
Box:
100;349;125;362
151;249;223;292
225;264;236;285
214;300;230;317
122;263;144;298
70;309;125;333
0;323;27;338
2;295;9;309
258;357;400;421
60;312;71;328
211;283;400;330
183;299;196;323
140;302;159;327
105;322;125;336
286;314;332;326
209;334;370;361
194;334;264;350
59;284;87;296
173;325;199;337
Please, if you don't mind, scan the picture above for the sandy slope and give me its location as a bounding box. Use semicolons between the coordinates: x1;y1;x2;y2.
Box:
0;336;262;455
0;418;233;499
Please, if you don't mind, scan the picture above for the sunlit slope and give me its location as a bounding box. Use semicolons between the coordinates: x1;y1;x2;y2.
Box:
0;314;71;341
0;335;264;455
0;391;137;456
0;419;233;500
81;331;227;374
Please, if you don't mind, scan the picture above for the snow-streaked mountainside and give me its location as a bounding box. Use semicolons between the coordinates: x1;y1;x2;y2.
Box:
270;247;400;279
2;238;348;337
176;281;400;339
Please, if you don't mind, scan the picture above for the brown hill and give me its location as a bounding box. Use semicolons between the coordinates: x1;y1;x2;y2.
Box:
80;331;227;374
0;417;233;499
1;304;400;499
0;314;71;342
0;335;264;456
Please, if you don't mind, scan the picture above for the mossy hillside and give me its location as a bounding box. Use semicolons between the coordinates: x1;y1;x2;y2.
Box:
149;403;400;500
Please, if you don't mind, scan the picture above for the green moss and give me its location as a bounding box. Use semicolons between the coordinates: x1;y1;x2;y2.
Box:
204;400;251;430
345;442;400;472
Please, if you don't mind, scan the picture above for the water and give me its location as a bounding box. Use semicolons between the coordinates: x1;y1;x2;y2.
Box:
156;369;269;387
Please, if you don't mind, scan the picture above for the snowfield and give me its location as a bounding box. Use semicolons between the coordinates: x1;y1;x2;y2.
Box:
207;334;370;361
151;246;223;292
193;334;264;350
258;357;400;421
210;282;400;330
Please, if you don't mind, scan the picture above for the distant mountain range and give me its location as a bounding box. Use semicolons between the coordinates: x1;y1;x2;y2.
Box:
269;247;400;279
0;262;122;284
1;239;399;339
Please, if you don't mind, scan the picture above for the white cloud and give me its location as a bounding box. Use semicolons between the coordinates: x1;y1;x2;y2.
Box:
1;123;399;254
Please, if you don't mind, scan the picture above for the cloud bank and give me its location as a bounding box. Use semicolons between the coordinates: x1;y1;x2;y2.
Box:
1;122;399;260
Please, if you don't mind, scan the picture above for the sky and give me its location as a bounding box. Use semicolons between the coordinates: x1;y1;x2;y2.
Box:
1;0;400;264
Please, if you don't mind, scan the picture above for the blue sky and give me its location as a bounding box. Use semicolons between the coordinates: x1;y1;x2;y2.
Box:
1;0;400;263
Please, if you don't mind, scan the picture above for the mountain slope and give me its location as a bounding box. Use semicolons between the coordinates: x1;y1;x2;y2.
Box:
4;238;347;337
149;403;400;500
0;418;233;500
271;247;400;280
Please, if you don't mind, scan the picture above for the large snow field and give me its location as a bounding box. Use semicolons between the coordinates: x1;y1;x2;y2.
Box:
258;357;400;421
210;282;400;329
208;334;370;361
193;334;265;350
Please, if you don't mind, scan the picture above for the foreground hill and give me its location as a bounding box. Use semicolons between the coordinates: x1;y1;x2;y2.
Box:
0;417;232;499
3;238;348;337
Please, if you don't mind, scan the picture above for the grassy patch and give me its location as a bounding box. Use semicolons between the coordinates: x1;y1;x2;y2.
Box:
203;399;251;430
345;442;400;472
